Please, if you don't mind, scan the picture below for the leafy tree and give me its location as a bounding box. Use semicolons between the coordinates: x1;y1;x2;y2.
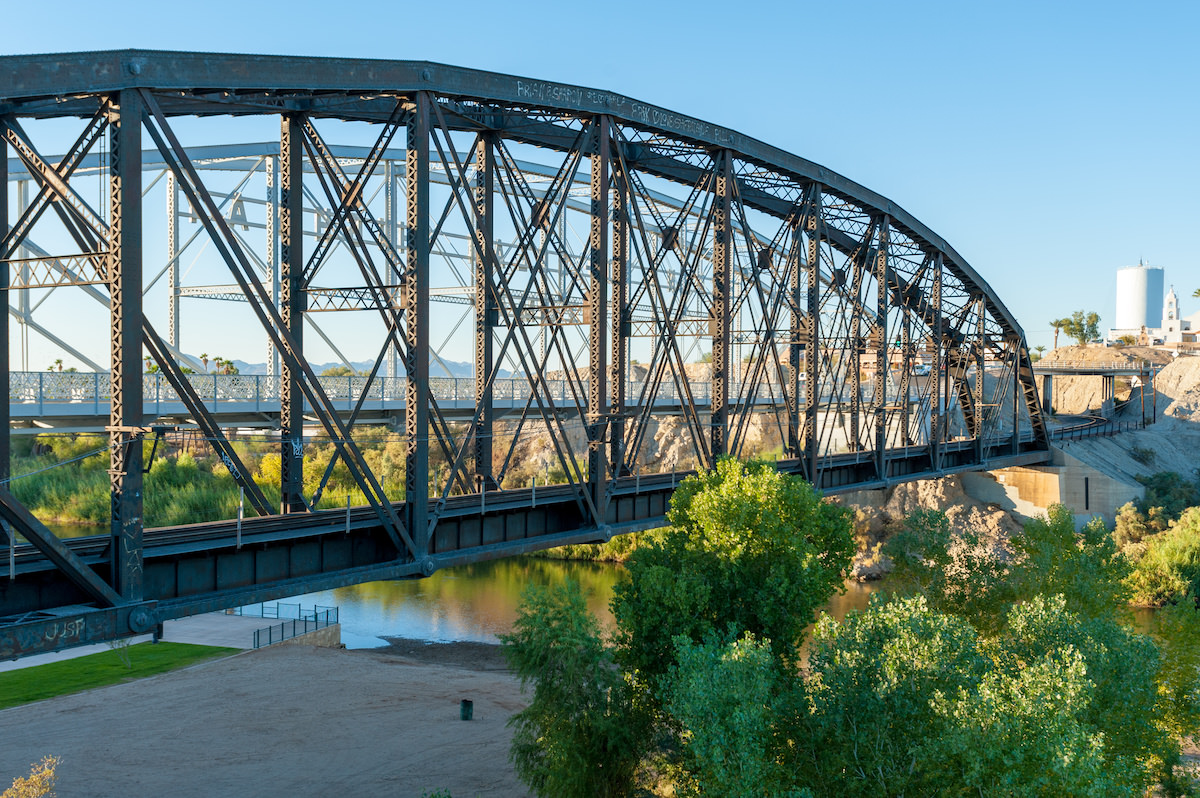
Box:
803;594;987;796
884;508;1013;633
1060;310;1101;346
1137;470;1200;520
995;595;1166;789
1008;505;1130;620
501;580;650;798
612;457;854;683
1127;507;1200;606
321;365;356;377
1113;500;1168;549
666;632;810;798
924;646;1119;797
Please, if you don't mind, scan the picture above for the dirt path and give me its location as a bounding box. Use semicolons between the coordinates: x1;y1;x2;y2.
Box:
0;643;530;797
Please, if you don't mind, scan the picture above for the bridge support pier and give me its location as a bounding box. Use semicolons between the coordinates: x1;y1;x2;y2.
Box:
1040;374;1054;416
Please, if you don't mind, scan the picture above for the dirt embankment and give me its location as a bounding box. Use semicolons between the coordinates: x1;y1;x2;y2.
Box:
835;474;1024;580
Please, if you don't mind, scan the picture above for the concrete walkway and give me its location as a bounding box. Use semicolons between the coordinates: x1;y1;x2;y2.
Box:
0;612;268;673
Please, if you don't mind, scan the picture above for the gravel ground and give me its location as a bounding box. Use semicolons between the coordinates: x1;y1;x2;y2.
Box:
0;642;529;797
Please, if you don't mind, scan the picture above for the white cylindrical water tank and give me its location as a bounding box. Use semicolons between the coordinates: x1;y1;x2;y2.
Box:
1115;265;1164;330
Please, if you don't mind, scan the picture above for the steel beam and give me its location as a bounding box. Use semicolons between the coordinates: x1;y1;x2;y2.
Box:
587;118;610;514
108;89;144;601
609;151;629;477
406;92;431;558
931;253;943;470
0;135;7;482
473;134;497;490
804;184;822;481
875;216;889;479
710;151;732;463
280;115;306;513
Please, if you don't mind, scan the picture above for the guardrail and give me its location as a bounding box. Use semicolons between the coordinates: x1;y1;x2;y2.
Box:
1049;417;1144;442
1034;360;1158;372
8;371;726;411
230;604;339;649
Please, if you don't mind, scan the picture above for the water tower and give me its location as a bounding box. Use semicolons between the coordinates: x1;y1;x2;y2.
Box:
1114;264;1164;330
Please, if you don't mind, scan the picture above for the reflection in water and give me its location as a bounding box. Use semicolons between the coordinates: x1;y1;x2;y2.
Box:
286;556;884;649
290;556;623;648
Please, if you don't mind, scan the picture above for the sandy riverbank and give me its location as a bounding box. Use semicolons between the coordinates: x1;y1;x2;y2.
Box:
0;641;529;797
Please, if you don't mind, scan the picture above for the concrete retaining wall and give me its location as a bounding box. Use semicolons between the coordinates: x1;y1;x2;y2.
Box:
275;624;342;649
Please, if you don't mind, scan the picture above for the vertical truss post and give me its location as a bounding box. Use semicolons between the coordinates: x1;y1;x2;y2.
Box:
266;154;281;378
1011;338;1021;454
166;173;180;350
975;299;985;463
406;92;431;555
279;115;306;513
710;150;733;464
930;253;943;470
874;215;889;479
16;180;28;370
473;133;497;490
901;309;911;445
587;117;611;514
385;158;399;383
804;186;822;482
786;215;802;459
609;152;629;477
108;89;144;600
0;135;7;483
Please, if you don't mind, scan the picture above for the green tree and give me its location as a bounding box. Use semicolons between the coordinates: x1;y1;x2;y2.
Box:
1008;505;1130;620
321;365;356;377
612;457;854;684
1127;507;1200;606
1050;318;1069;350
884;508;1013;633
1137;470;1200;520
666;632;810;798
803;594;988;796
1060;310;1101;347
501;580;650;798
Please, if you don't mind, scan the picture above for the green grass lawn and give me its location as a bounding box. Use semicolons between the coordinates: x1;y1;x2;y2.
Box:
0;642;239;710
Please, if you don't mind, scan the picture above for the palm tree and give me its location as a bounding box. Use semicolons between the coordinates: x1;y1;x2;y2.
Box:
1194;288;1199;299
200;353;209;372
1049;319;1066;350
1033;345;1046;362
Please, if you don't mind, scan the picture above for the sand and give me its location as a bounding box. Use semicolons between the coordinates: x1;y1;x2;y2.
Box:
0;642;530;798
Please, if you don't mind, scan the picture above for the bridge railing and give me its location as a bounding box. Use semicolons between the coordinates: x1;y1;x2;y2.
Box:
8;372;731;411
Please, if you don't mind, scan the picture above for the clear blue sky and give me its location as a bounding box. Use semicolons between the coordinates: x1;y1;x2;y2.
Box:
3;0;1197;363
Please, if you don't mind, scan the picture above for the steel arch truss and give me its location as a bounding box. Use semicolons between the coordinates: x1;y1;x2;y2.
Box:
0;52;1048;657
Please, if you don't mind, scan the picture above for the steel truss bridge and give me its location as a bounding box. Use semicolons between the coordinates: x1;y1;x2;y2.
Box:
0;51;1048;658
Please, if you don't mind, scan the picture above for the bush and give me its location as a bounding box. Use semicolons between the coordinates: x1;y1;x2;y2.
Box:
501;580;650;798
1128;508;1200;606
1137;471;1200;520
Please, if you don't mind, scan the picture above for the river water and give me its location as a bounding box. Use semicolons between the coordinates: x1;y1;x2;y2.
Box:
281;556;883;649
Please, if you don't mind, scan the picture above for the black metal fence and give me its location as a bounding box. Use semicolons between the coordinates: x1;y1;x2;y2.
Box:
1049;417;1145;442
251;607;339;649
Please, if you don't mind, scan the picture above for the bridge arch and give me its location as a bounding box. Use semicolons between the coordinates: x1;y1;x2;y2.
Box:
0;51;1048;656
